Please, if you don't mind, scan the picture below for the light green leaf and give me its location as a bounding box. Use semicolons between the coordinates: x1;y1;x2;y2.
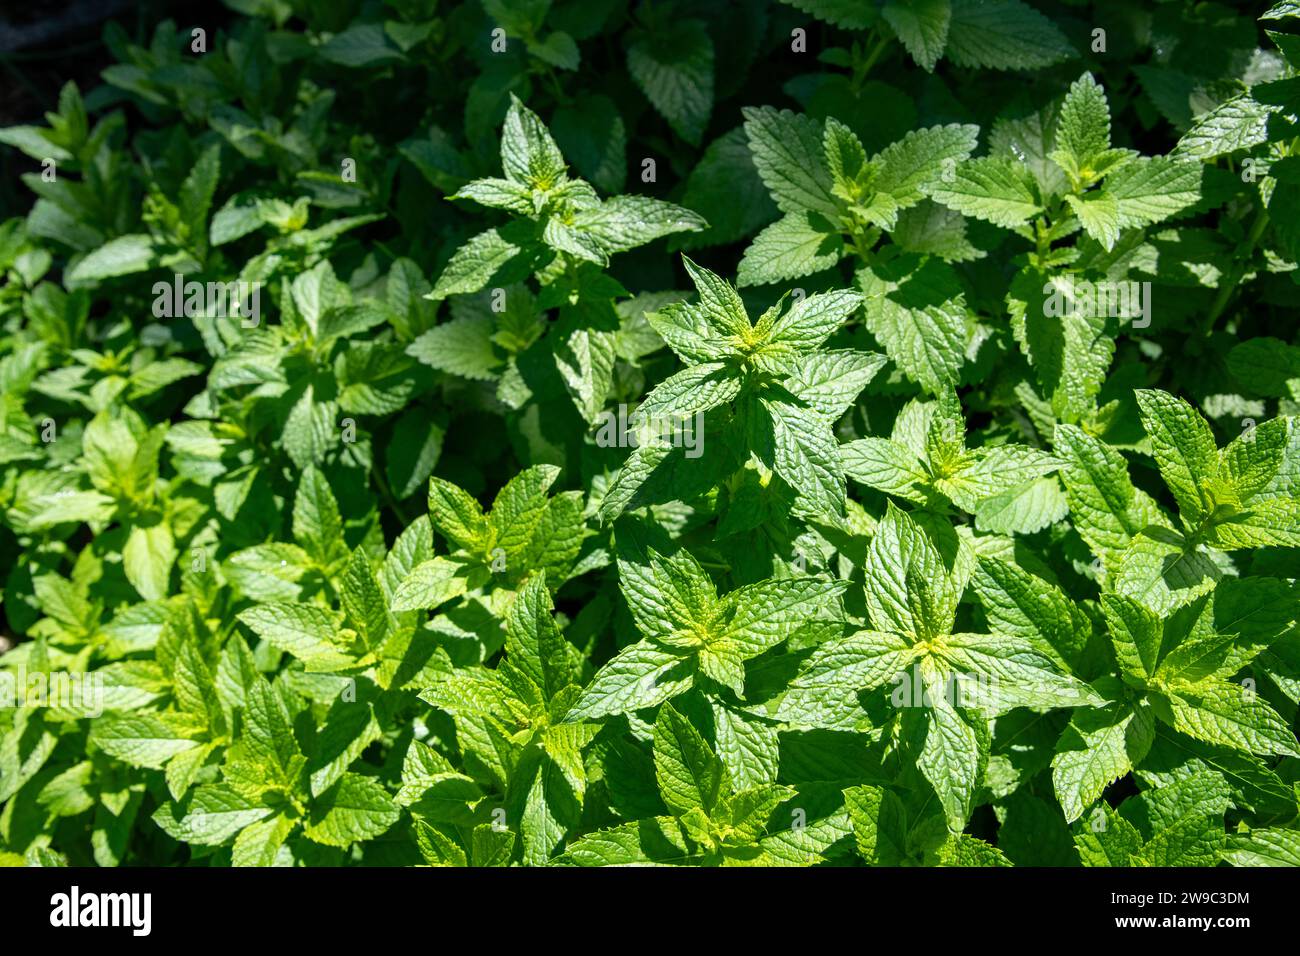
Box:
231;814;295;867
155;784;271;846
619;548;716;640
972;476;1068;535
654;702;730;816
1222;829;1300;867
236;603;355;669
637;362;743;420
1054;423;1168;561
292;466;346;568
737;212;843;287
1114;527;1221;615
711;702;780;791
873;124;979;210
453;177;534;214
761;396;846;518
941;631;1103;712
427;476;489;550
430;228;527;300
939;443;1060;512
1050;73;1114;180
123;522;175;601
1176;94;1276;160
971;555;1087;667
841;437;930;501
90;713;205;769
926;157;1043;228
500;94;566;187
765;289;863;352
783;350;886;420
743;106;840;219
1166;680;1300;757
786;629;917;700
863;503;958;641
858;256;969;394
407;315;502;381
721;576;847;657
573;196;706;254
505;575;574;699
910;682;981;831
67;234;156;283
303;773;400;847
554;326;617;423
1065;191;1121;250
389;557;471;612
1053;697;1155;823
1105;157;1203;230
489;464;560;557
1135;389;1220;524
891;201;981;261
566;641;696;720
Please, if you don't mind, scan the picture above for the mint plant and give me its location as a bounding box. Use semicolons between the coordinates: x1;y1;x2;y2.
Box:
1;0;1299;871
603;256;882;522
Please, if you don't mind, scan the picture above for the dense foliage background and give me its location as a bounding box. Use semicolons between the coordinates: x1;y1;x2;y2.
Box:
2;0;1300;867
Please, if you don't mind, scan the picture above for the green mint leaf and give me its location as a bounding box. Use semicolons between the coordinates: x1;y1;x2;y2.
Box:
882;0;951;71
501;94;567;188
302;772;400;847
926;156;1043;230
653;702;730;817
743;106;840;220
1135;388;1220;525
627;19;714;146
864;503;959;640
737;211;843;287
945;0;1076;71
1053;692;1155;823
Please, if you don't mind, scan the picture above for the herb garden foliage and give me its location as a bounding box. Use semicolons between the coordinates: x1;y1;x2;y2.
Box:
2;1;1300;870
